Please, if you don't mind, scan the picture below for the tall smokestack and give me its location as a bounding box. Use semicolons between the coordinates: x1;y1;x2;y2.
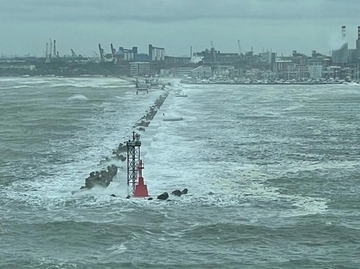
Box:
53;40;56;58
342;25;346;40
357;26;360;49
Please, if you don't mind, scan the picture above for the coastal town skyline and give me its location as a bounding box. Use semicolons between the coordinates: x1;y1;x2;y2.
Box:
1;0;360;57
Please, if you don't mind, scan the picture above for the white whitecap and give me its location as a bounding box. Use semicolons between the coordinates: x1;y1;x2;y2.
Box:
107;243;127;255
66;94;88;102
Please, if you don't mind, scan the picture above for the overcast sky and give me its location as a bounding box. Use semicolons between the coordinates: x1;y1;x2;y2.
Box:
1;0;359;57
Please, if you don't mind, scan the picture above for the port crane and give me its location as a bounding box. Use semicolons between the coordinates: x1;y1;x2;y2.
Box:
93;51;100;61
110;43;116;63
71;49;79;58
71;49;85;60
98;43;105;62
237;40;242;55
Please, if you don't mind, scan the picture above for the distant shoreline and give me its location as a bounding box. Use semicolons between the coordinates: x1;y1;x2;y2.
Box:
0;74;130;79
180;81;348;86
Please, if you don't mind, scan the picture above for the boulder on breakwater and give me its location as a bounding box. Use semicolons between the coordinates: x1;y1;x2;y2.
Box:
157;192;169;200
80;164;118;190
171;188;188;197
112;142;128;159
112;92;170;157
133;92;169;130
171;190;182;196
116;154;126;162
107;188;189;199
156;188;189;200
112;92;170;155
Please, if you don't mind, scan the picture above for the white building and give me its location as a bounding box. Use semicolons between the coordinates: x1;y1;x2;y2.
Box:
174;67;194;77
130;62;150;76
309;65;323;79
191;66;212;78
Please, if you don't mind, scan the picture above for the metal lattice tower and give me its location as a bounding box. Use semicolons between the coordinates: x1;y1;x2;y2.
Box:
126;132;141;196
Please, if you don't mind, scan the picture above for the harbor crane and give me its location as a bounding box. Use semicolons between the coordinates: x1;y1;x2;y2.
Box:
71;49;78;58
110;43;117;63
71;49;84;59
98;43;105;62
237;40;242;55
93;51;100;61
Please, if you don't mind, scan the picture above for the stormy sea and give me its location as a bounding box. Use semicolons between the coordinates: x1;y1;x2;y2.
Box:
0;77;359;269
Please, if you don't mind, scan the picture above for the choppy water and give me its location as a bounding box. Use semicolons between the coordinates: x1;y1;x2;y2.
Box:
1;77;359;269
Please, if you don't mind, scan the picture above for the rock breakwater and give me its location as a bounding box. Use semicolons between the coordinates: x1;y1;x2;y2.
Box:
80;91;170;190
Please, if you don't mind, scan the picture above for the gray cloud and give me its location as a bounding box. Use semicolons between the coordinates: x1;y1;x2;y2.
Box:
0;0;360;57
1;0;359;23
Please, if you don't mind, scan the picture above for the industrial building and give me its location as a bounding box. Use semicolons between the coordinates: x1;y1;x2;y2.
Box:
130;62;150;76
348;26;360;66
3;25;360;80
332;26;349;65
193;48;240;65
116;47;138;61
332;26;360;65
149;44;165;61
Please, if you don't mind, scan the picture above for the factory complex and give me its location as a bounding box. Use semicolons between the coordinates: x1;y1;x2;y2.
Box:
1;26;360;82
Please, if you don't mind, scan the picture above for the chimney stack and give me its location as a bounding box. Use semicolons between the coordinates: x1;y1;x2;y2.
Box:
342;26;346;40
357;26;360;49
